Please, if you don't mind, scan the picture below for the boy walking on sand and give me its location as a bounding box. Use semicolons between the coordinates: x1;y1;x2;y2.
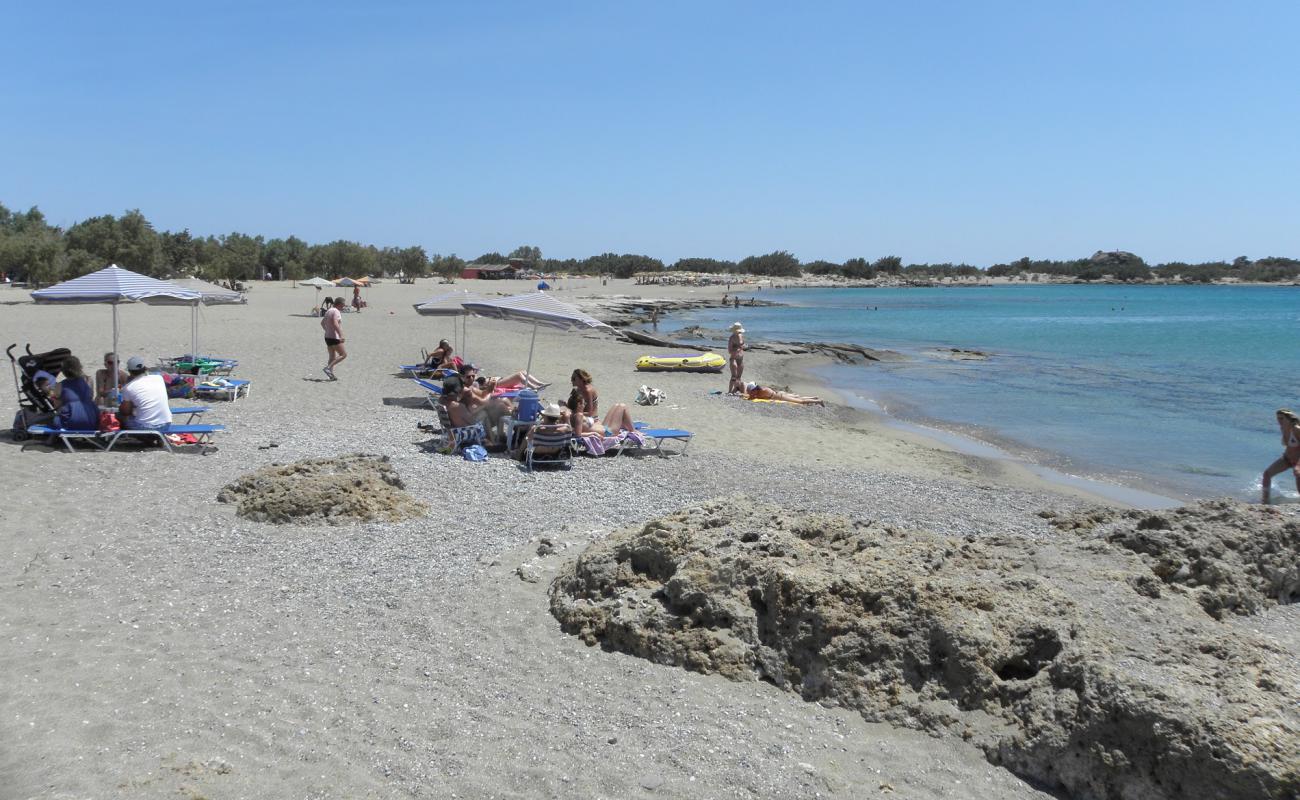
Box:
322;296;346;380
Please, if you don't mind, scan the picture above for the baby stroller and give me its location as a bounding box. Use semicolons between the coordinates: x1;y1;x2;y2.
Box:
7;343;71;440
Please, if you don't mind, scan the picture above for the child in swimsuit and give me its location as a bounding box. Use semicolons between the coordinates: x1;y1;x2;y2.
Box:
1261;408;1300;503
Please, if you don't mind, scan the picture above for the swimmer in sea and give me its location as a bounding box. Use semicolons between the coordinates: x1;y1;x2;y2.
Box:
1261;408;1300;503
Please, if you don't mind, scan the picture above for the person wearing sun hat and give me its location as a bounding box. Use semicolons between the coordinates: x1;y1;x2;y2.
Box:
516;402;572;460
727;321;746;394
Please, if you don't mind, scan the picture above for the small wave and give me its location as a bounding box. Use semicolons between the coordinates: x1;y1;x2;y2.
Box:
1172;465;1234;477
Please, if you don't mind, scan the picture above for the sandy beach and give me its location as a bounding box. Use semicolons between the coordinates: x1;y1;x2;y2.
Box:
1;278;1293;799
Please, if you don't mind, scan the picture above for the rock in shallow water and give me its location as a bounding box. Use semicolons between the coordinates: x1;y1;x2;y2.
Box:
549;497;1299;800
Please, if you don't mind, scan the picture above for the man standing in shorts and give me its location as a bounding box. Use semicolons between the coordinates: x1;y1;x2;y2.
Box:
321;296;346;380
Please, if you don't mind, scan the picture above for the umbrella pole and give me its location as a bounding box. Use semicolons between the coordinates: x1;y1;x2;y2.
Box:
526;320;538;376
112;302;120;398
192;303;199;360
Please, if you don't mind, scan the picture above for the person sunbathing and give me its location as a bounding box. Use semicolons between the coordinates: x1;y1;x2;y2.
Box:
744;381;825;406
424;339;454;369
458;362;546;391
568;368;636;436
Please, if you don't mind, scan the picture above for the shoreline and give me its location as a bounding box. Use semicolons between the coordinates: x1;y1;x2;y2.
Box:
764;352;1182;509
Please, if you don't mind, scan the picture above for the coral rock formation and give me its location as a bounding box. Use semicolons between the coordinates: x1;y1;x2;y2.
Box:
550;497;1298;800
217;454;425;524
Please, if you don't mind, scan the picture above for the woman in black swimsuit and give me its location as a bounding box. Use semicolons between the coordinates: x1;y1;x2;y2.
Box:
1261;408;1300;503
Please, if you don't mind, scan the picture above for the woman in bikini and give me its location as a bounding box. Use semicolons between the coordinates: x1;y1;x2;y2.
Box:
567;368;635;437
1261;408;1300;503
727;322;745;394
424;339;454;369
744;381;825;406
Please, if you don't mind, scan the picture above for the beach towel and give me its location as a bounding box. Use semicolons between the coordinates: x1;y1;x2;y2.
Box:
577;429;648;456
462;444;488;462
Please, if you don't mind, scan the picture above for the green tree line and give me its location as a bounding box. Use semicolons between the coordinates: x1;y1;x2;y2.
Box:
5;202;1299;285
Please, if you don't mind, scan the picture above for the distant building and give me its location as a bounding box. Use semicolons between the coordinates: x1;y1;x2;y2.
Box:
460;264;517;280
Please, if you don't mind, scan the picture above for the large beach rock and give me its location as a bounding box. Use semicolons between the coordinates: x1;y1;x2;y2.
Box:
550;498;1299;800
217;454;425;524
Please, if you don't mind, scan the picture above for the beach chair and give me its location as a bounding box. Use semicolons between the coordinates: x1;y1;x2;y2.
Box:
525;428;575;472
23;425;107;452
102;423;225;452
169;405;210;424
194;377;251;401
413;377;443;409
433;404;485;454
633;422;694;456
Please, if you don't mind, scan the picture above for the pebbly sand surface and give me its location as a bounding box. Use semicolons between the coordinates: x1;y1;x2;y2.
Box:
0;278;1176;799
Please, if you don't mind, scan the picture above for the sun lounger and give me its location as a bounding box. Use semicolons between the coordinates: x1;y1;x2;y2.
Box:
633;422;694;455
161;355;238;375
169;405;210;423
23;425;107;452
413;377;443;409
103;423;225;452
194;378;250;401
23;422;225;452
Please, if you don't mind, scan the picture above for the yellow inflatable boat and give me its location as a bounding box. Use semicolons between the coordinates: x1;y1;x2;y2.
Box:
635;352;727;373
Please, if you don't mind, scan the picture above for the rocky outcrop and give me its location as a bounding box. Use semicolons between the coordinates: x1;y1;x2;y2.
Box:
217;454;426;524
1043;500;1300;617
550;498;1299;800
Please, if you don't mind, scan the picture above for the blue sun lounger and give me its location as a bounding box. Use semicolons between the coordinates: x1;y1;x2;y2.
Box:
633;422;694;455
194;378;251;401
24;422;225;452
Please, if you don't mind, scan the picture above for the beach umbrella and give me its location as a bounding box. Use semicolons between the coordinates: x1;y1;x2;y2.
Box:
461;292;615;375
30;264;201;394
335;277;359;287
413;290;484;359
171;278;246;359
300;276;335;309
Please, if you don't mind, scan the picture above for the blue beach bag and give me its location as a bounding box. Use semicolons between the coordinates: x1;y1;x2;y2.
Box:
462;444;488;462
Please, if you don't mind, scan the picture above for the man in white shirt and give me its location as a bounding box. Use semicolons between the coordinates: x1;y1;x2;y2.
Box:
117;356;173;430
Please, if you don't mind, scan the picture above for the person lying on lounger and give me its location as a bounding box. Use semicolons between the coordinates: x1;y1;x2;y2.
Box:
458;362;546;392
744;381;825;406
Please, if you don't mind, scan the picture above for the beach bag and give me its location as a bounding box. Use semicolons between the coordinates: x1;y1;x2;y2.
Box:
462;444;488;462
635;385;666;406
98;411;121;433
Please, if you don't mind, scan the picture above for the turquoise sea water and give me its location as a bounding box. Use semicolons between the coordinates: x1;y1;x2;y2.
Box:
661;285;1300;500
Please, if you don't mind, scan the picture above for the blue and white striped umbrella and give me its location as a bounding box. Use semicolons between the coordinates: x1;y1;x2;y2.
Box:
461;292;614;374
413;290;484;359
31;264;201;306
31;265;201;394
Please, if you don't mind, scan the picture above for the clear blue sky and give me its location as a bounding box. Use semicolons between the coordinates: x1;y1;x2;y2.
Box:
4;1;1297;266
